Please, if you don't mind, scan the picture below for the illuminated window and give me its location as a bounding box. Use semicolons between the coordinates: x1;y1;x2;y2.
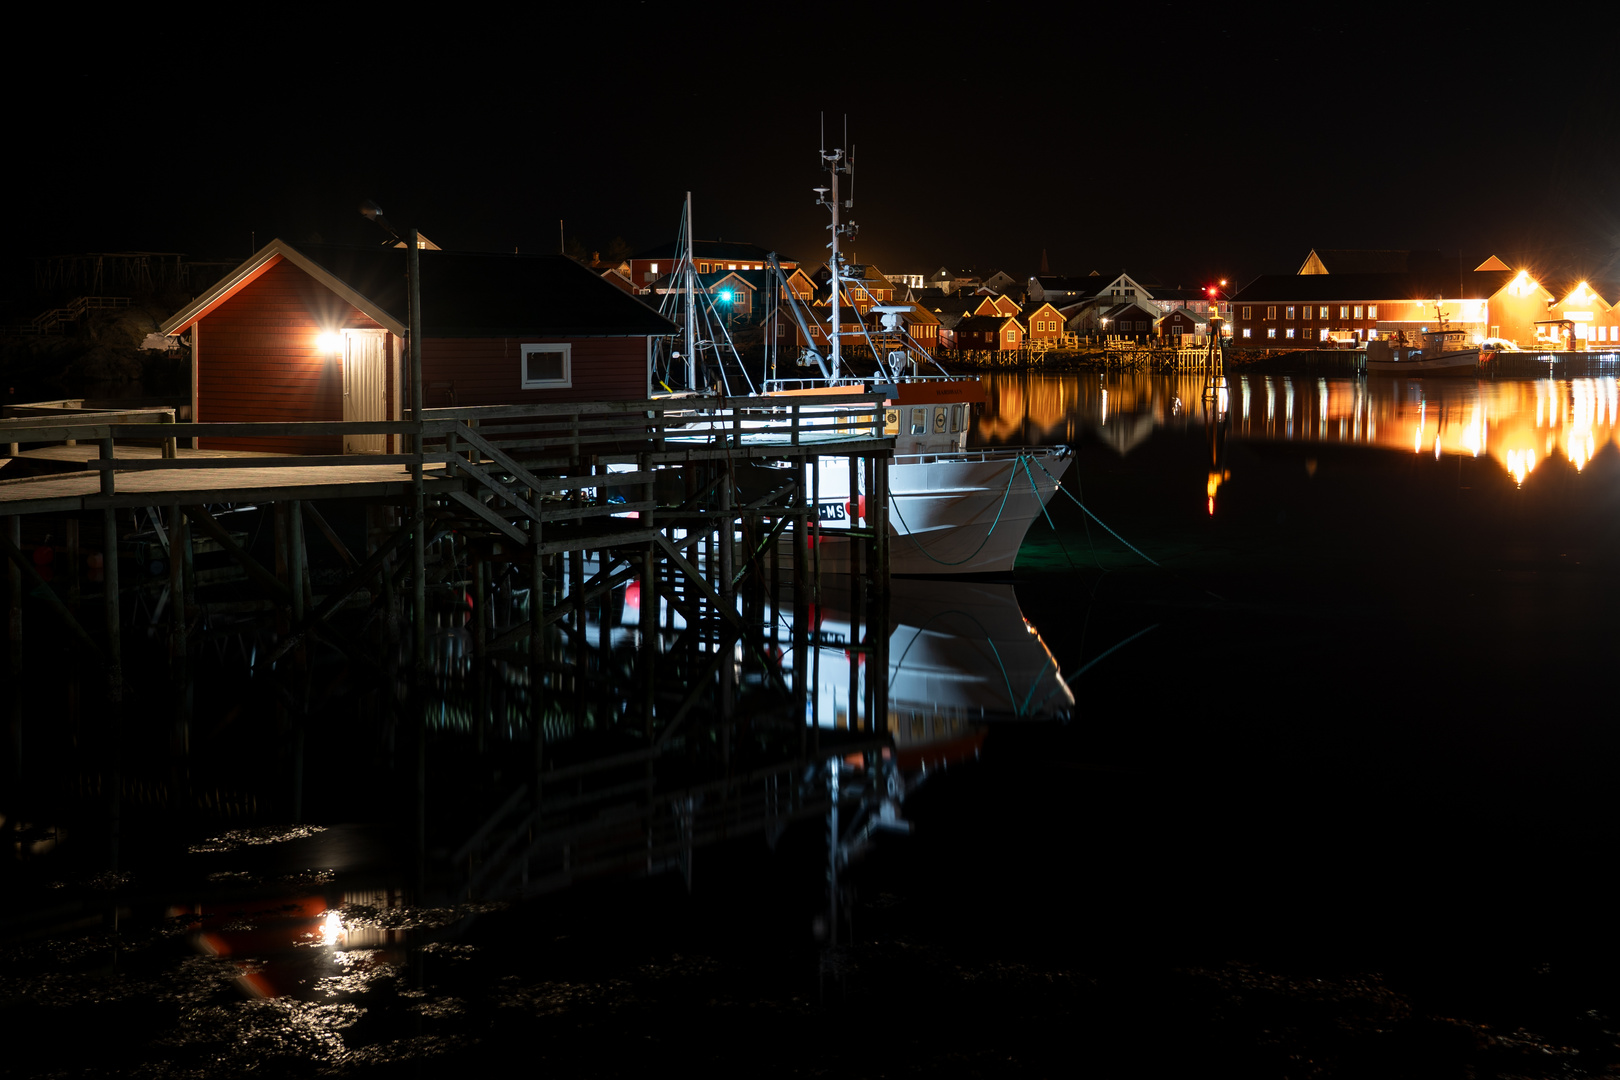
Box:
1267;328;1276;339
698;263;708;273
1319;306;1328;319
1339;306;1349;319
1353;305;1364;319
1286;306;1296;320
1367;305;1377;319
1242;328;1252;338
1005;329;1017;343
1286;328;1295;339
521;343;571;389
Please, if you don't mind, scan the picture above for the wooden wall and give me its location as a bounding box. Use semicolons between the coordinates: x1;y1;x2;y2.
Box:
196;257;387;453
420;337;647;407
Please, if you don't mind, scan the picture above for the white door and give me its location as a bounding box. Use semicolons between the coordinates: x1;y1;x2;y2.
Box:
342;330;388;453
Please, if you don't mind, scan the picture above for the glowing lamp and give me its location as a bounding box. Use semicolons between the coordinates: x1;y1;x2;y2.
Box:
316;332;341;354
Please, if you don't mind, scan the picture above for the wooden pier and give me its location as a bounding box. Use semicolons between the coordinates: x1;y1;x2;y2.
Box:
2;395;898;899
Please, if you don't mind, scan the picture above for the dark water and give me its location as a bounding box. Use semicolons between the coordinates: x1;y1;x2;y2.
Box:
8;370;1620;1076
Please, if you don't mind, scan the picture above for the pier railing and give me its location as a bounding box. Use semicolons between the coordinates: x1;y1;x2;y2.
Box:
1;394;890;530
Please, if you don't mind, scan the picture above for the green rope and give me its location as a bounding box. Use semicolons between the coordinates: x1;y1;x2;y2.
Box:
1028;456;1159;567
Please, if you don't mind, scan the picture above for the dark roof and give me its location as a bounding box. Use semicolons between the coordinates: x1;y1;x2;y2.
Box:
1101;302;1156;320
300;245;674;337
1231;268;1514;303
958;314;1016;332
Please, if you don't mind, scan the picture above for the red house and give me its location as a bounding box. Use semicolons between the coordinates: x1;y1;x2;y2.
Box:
159;239;674;454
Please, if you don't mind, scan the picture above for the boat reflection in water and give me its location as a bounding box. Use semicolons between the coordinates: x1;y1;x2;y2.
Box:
972;370;1620;485
782;576;1073;769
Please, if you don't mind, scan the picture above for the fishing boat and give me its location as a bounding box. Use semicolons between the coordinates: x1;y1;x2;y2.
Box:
1366;311;1485;375
651;137;1071;576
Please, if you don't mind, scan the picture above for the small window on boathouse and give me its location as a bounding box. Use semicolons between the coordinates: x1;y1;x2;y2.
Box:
521;343;571;389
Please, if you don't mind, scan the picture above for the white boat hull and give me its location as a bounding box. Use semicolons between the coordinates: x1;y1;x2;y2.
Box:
801;448;1071;575
1366;349;1483;375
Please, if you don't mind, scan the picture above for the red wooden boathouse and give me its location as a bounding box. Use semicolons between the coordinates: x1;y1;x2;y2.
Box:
159;239;676;454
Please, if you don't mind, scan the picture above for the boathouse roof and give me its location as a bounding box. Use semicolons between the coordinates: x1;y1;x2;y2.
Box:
162;239;675;340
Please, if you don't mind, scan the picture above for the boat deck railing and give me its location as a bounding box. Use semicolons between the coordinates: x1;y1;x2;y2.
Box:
762;374;980;395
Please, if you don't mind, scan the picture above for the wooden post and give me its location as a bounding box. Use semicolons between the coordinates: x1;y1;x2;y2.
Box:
529;502;545;813
793;462;808;754
5;516;20;782
473;554;487;754
640;452;656;738
719;467;733;768
168;504;187;672
66;517;80;607
100;439;121;703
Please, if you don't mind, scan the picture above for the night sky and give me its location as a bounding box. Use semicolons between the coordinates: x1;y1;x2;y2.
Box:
13;9;1619;293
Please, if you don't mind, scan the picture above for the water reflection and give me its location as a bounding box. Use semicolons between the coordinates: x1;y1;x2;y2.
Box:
973;370;1620;485
783;577;1073;765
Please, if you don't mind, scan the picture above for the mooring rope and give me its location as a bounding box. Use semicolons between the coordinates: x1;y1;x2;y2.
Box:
887;451;1026;567
1028;455;1159;567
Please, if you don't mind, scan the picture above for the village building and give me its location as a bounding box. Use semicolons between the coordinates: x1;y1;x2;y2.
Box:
627;240;793;288
1020;302;1068;346
1224;253;1594;348
158;239;674;455
956;314;1022;352
1156;306;1211;344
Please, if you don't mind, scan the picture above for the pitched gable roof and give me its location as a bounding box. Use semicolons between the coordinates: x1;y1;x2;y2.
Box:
162;239;675;339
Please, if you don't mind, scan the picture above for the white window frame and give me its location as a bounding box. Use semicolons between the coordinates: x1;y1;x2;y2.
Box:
521;343;572;390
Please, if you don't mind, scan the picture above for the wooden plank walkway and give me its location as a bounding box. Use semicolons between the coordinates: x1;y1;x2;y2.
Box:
0;448;453;514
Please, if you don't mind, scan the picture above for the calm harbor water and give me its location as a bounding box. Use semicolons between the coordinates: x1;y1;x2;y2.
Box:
8;369;1620;1076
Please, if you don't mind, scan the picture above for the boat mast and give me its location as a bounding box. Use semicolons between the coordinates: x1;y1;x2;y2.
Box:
684;191;697;390
816;127;855;382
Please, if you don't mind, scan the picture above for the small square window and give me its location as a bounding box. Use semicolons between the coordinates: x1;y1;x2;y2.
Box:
1286;328;1295;339
1267;328;1276;339
521;343;571;389
1242;328;1252;338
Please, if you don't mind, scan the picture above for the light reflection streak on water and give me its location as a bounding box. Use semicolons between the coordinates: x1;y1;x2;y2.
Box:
967;371;1620;485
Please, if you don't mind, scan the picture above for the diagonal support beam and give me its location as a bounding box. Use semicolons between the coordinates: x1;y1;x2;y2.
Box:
257;518;417;670
0;526;105;662
447;490;530;547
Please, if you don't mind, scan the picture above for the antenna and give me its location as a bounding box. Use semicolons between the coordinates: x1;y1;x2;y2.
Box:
819;112;825;155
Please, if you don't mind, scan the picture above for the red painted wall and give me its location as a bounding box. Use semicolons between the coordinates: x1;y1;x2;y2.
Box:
419;337;646;407
196;257;385;453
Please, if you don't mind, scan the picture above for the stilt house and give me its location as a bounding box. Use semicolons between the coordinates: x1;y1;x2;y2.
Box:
159;239;675;454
